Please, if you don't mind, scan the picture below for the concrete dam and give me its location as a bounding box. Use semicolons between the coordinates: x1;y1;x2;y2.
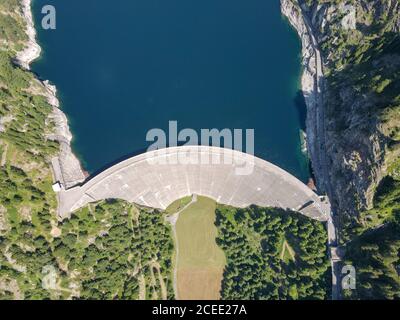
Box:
57;146;329;221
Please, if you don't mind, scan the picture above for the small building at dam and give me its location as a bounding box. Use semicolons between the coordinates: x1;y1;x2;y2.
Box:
57;146;329;221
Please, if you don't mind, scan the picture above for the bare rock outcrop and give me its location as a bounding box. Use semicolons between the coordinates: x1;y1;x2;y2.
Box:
281;0;400;241
16;0;85;189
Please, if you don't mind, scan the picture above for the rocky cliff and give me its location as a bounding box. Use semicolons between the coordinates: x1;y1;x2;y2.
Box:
16;0;86;189
282;0;400;242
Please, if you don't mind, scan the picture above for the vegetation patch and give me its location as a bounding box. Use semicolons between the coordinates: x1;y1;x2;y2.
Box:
165;196;192;215
1;199;175;299
0;0;177;300
343;214;400;300
215;205;330;300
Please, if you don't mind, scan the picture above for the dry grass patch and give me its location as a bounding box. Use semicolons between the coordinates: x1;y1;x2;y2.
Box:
175;196;226;300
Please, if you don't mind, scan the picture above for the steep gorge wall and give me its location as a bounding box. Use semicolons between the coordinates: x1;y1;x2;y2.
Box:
282;0;400;241
281;0;328;198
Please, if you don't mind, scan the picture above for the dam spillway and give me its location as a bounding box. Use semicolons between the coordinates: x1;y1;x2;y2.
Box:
57;146;329;221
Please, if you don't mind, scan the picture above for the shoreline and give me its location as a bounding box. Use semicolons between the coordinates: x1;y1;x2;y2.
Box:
18;0;322;201
280;0;322;189
280;0;334;213
281;0;340;300
17;0;86;190
16;0;41;69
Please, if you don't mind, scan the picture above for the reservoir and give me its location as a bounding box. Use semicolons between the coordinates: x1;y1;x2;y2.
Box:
32;0;309;181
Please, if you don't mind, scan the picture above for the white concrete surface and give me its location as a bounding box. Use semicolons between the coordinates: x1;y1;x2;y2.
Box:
58;146;329;221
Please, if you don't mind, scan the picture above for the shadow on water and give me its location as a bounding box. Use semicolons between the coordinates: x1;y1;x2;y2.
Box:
293;90;307;132
294;90;316;185
86;147;149;182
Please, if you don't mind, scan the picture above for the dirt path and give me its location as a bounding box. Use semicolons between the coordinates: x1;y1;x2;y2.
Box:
280;240;295;261
0;278;22;300
165;194;198;300
1;141;8;167
152;262;167;300
138;274;146;300
149;266;158;300
148;261;168;300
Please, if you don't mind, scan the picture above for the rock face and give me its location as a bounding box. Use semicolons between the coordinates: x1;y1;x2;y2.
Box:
281;0;400;241
281;0;327;195
17;0;85;189
15;0;41;70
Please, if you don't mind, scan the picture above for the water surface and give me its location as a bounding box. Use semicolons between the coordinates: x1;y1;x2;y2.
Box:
32;0;309;181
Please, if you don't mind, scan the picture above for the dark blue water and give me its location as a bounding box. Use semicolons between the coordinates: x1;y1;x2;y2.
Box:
32;0;309;181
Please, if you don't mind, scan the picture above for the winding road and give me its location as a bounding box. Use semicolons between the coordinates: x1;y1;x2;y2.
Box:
297;0;341;300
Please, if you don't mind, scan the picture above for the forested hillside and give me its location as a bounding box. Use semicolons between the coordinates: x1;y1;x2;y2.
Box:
288;0;400;299
215;206;330;300
2;0;399;300
0;1;175;300
343;213;400;300
0;0;59;299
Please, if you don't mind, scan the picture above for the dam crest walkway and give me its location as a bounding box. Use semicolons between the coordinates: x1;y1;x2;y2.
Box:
57;146;329;221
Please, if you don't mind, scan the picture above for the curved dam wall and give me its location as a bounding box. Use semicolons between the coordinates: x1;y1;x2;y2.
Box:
58;146;329;221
